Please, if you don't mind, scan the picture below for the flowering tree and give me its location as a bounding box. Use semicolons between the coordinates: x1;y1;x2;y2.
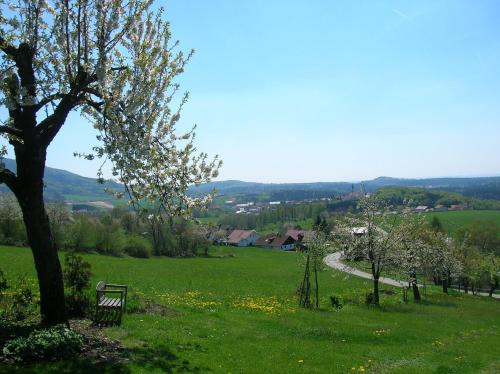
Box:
391;216;432;302
482;254;499;297
336;196;400;305
427;232;461;293
0;0;220;325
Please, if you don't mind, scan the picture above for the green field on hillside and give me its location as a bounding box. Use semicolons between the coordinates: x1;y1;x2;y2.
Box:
425;210;500;234
1;245;499;373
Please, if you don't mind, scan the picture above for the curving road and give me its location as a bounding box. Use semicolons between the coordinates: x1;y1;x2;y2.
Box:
324;252;500;299
324;252;408;288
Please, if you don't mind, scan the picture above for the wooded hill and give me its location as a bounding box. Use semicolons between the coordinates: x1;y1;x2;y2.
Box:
0;158;122;203
375;186;500;210
1;158;500;205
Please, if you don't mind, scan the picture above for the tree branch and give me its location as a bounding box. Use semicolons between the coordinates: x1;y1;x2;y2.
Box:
37;71;98;146
37;94;77;147
33;93;65;112
0;166;17;191
83;98;104;111
0;125;22;137
0;35;18;58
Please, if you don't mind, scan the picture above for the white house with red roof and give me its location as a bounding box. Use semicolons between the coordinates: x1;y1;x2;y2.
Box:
227;229;260;247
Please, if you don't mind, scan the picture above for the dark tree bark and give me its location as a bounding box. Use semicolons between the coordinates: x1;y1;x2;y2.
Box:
489;281;498;297
314;262;319;308
373;277;380;304
12;149;67;325
370;261;380;305
433;275;440;286
410;271;421;302
463;278;469;294
0;41;84;325
442;277;448;293
412;282;421;301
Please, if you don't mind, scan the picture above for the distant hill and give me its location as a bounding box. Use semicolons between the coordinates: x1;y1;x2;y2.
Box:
1;157;500;203
0;158;123;203
363;176;500;190
189;180;354;196
190;176;500;201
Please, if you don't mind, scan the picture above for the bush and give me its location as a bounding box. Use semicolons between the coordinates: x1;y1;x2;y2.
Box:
365;292;377;305
95;226;126;256
68;216;97;252
1;325;83;364
0;269;7;293
65;289;93;318
11;278;35;321
63;253;91;294
329;295;343;310
123;236;152;258
63;253;92;317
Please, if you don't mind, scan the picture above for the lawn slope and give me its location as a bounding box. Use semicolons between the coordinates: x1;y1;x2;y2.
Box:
1;245;499;373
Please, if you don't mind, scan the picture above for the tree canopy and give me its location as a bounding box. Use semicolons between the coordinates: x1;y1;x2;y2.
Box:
0;0;220;324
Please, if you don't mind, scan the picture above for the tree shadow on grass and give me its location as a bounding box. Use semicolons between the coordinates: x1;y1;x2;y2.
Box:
418;298;458;308
3;343;207;374
124;343;207;373
2;360;131;374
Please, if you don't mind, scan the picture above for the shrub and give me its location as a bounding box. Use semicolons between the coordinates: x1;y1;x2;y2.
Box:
123;236;152;258
69;216;97;252
329;295;344;310
63;253;91;294
63;253;92;318
1;325;83;364
65;289;94;318
0;269;7;293
95;226;126;256
11;278;35;321
365;292;376;305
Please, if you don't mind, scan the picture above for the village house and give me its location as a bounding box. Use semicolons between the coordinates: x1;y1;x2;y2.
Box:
285;229;305;242
227;229;260;247
350;227;368;236
413;205;429;213
255;234;296;250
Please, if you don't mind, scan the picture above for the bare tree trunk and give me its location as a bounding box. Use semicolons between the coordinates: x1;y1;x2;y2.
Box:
442;277;448;294
410;271;421;302
151;220;164;255
488;278;498;297
433;275;440;286
314;262;319;308
373;277;380;305
15;154;67;325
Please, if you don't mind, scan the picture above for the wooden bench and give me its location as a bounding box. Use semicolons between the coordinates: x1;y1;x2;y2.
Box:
94;281;128;325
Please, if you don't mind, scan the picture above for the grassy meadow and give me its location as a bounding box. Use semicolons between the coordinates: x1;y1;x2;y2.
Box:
1;245;500;373
425;210;500;234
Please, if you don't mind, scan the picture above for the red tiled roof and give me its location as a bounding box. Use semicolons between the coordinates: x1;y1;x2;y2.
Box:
227;230;255;244
285;229;305;241
255;234;295;247
271;235;295;247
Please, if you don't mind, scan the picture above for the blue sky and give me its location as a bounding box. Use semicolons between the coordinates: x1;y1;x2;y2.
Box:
3;0;500;182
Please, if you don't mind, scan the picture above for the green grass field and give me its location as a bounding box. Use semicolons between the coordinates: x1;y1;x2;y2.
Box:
1;245;500;373
425;210;500;234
